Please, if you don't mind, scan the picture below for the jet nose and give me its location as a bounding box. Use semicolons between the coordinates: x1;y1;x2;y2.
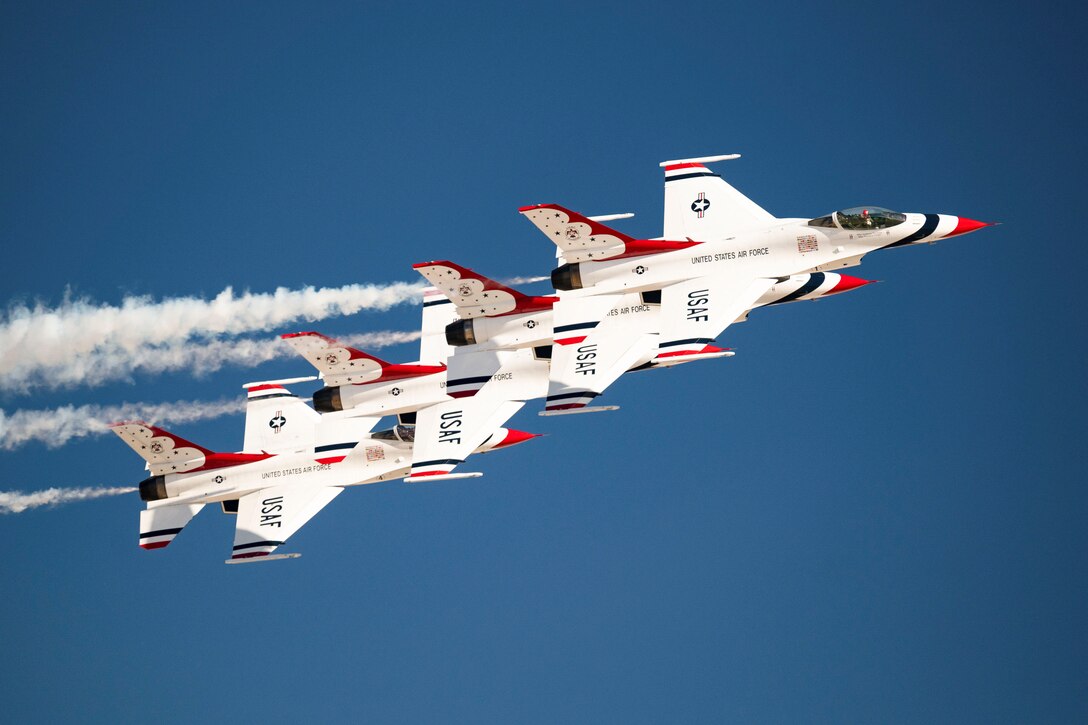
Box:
942;216;997;239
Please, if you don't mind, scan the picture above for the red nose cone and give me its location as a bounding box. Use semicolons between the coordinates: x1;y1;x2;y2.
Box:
495;429;540;448
945;217;994;238
829;274;875;294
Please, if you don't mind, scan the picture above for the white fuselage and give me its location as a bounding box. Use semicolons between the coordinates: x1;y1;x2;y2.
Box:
570;213;947;296
147;438;412;508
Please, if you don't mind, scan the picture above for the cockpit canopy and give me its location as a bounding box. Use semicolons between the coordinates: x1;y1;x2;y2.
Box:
808;207;907;230
370;424;416;443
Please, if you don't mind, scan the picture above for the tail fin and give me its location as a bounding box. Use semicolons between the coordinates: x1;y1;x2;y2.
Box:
661;154;774;240
281;331;445;387
412;260;557;319
520;203;699;264
111;422;215;476
419;288;457;365
242;383;319;454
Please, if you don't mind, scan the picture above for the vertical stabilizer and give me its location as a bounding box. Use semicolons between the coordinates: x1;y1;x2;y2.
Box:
242;384;319;454
661;155;774;240
419;287;458;365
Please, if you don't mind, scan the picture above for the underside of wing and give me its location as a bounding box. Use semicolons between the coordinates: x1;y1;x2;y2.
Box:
543;294;658;413
407;397;524;480
229;485;343;562
657;276;775;357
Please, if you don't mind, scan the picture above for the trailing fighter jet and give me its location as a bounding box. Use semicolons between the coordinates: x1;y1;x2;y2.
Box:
281;289;546;481
518;154;994;412
112;380;535;563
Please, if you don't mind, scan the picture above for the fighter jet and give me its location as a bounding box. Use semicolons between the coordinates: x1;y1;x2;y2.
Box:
518;154;994;412
411;256;870;363
281;290;547;481
112;380;535;563
413;259;876;412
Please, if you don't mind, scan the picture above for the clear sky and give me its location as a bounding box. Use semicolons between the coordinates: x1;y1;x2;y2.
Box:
1;1;1085;722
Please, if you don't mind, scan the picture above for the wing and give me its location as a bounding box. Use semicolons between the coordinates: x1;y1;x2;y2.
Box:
657;276;776;358
661;156;775;240
413;260;556;319
228;485;343;562
542;294;658;414
139;503;204;550
407;395;525;480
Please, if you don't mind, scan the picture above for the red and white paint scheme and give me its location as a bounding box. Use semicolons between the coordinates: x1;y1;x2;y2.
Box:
518;154;994;412
113;380;538;563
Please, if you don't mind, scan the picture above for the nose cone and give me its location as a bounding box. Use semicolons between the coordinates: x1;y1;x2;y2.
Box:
943;216;996;239
828;274;875;294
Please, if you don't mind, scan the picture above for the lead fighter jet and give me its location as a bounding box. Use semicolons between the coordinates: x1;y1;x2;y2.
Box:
518;154;995;412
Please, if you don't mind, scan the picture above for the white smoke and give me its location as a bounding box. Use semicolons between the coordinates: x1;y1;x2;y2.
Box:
1;328;421;392
502;275;550;286
0;283;425;391
0;329;425;449
0;486;136;514
0;397;246;451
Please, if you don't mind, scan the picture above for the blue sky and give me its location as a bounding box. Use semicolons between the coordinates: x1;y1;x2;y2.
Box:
1;1;1085;722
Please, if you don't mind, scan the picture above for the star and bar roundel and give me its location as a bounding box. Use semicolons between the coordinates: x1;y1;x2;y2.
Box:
691;193;710;218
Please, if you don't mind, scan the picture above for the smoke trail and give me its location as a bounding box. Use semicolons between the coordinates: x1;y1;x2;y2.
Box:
0;282;425;390
1;328;421;392
0;397;246;451
503;276;550;285
0;486;136;514
0;329;425;449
